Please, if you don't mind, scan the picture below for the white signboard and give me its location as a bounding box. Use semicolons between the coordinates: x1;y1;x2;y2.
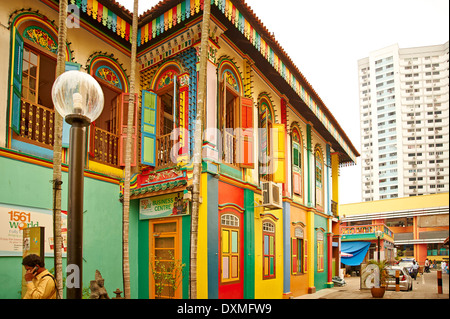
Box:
139;193;189;220
0;203;67;257
361;263;381;289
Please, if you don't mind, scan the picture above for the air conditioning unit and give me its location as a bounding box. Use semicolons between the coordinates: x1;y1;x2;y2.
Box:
261;182;282;209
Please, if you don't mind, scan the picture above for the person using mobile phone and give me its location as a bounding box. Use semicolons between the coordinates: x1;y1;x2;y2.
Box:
22;254;57;299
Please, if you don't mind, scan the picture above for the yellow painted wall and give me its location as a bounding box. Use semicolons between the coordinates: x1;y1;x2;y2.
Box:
88;160;123;179
306;209;315;292
196;173;209;298
340;193;449;217
254;207;284;299
290;205;309;297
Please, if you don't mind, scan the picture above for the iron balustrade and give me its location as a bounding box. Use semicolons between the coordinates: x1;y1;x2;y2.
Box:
92;127;119;167
157;133;175;168
19;99;55;147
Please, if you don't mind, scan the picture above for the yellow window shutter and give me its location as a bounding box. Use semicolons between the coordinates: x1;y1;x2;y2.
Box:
272;123;286;183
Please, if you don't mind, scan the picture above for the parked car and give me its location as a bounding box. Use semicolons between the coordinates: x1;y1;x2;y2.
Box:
397;258;416;277
385;266;413;291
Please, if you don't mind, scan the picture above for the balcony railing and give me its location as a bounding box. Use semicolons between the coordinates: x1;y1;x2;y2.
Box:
157;133;175;168
92;127;119;167
222;130;237;165
331;200;338;219
19;99;55;147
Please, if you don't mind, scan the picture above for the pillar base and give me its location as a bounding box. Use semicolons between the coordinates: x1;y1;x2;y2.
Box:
308;287;316;294
282;292;293;299
326;282;334;288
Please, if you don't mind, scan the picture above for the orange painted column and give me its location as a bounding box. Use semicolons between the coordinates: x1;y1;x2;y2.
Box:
437;270;443;294
413;216;419;260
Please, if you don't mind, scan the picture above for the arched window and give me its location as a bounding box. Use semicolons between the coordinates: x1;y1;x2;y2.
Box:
88;55;133;167
9;19;61;151
217;60;254;169
315;147;324;209
154;66;179;137
291;226;305;275
219;63;241;166
141;61;192;168
316;230;324;272
221;214;240;227
262;220;276;279
291;126;303;197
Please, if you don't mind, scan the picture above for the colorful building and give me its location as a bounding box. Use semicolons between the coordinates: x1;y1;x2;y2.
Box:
340;193;449;267
0;0;358;299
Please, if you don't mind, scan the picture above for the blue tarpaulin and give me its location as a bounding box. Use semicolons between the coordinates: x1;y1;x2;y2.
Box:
341;242;371;266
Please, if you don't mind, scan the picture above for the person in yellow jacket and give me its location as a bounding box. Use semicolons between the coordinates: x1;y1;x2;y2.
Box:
22;254;57;299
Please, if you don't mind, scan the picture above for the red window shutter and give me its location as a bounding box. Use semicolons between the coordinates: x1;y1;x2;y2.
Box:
292;238;297;274
119;93;138;167
293;172;301;195
239;96;254;168
88;121;96;158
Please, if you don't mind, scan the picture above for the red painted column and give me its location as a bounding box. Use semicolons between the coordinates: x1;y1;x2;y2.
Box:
327;232;333;286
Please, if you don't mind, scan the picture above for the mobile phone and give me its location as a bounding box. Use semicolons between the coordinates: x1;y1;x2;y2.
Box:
32;265;39;274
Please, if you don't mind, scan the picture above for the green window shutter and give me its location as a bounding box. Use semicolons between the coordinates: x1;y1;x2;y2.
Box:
11;28;24;134
293;142;300;168
62;62;82;148
141;90;158;166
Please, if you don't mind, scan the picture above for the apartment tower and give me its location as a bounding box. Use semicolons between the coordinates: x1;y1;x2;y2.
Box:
358;42;449;201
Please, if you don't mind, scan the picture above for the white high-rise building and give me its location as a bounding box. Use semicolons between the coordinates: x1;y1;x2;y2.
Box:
358;42;449;202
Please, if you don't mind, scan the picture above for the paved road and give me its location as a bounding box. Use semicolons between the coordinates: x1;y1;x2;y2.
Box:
296;270;449;299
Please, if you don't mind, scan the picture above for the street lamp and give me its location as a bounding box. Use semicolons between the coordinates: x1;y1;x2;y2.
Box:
52;70;104;299
375;230;383;262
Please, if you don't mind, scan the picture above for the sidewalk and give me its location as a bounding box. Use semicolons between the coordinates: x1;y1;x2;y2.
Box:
295;272;449;299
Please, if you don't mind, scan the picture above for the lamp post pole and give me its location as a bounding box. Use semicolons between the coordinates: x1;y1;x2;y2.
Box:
52;70;104;299
66;114;90;299
375;230;383;262
377;235;381;262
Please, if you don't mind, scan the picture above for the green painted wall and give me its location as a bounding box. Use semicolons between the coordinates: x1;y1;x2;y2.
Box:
181;214;191;299
136;198;149;299
129;199;141;299
314;214;328;291
243;188;255;299
0;155;123;298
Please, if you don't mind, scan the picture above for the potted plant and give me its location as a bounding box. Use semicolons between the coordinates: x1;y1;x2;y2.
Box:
367;260;388;298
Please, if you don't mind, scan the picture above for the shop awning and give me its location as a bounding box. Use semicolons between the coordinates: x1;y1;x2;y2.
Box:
341;242;371;266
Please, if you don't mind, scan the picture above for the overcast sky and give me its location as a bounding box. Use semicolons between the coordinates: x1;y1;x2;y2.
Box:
117;0;449;204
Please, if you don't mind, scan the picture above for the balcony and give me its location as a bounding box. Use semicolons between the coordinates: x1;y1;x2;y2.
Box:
156;133;176;169
340;224;394;242
18;99;55;148
91;127;119;167
330;200;338;219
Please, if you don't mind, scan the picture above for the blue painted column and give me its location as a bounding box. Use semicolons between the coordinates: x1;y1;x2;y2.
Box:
282;201;291;295
207;174;219;299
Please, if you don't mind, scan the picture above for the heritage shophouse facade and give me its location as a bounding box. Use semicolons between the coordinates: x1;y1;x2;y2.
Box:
0;0;358;299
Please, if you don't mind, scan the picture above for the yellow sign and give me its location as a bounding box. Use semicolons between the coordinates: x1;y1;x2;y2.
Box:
21;227;45;298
